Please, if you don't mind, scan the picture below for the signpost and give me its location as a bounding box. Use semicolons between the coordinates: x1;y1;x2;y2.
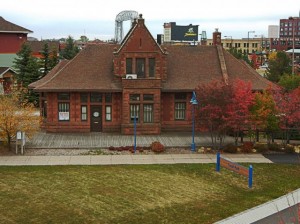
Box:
216;152;253;188
16;131;25;155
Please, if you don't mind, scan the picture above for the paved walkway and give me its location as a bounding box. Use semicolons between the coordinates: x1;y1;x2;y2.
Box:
0;153;272;166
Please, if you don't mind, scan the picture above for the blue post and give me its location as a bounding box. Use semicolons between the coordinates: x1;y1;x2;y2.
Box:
216;152;221;172
190;91;198;152
191;104;196;151
248;165;253;188
134;115;137;153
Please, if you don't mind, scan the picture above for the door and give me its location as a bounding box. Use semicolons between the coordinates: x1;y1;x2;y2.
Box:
90;106;102;132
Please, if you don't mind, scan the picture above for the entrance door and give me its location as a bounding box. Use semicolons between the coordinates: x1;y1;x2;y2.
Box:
90;106;102;132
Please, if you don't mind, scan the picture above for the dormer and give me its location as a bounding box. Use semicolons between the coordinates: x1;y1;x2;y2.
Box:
113;14;168;80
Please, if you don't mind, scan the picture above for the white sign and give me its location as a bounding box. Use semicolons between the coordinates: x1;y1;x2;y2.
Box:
59;112;69;120
16;131;22;140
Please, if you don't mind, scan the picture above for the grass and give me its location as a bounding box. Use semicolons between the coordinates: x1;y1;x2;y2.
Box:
0;164;299;223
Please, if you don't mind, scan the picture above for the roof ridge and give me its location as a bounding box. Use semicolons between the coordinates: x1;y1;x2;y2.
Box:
216;45;229;85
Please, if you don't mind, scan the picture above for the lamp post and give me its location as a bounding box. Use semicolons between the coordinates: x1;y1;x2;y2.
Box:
190;91;198;151
224;36;233;48
289;16;295;75
247;31;255;54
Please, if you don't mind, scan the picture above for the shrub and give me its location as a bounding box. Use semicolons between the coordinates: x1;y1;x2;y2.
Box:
268;143;282;152
222;143;238;153
108;146;115;151
151;141;165;153
241;141;254;153
254;143;269;153
284;144;295;153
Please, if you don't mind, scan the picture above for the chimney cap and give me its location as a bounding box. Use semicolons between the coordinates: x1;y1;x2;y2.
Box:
139;14;143;19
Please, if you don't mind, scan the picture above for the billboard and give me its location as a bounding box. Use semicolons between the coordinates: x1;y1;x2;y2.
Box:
170;23;199;41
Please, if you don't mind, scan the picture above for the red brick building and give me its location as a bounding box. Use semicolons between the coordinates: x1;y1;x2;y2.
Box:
0;16;32;54
30;15;274;134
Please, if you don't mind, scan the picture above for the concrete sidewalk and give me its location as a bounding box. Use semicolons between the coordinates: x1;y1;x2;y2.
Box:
0;153;272;166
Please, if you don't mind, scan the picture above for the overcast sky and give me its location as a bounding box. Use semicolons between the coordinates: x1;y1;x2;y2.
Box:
1;0;298;41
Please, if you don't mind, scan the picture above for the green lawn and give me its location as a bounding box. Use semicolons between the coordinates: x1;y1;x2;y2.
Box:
0;164;299;223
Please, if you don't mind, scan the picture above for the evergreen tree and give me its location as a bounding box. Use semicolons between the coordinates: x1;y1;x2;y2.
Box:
13;43;41;105
265;51;291;83
41;42;51;77
61;35;79;60
49;47;59;69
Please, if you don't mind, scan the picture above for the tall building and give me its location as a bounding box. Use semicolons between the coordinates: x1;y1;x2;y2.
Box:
268;25;279;38
270;15;300;51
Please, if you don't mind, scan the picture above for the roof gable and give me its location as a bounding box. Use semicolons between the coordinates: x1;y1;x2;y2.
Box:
116;15;164;54
0;17;32;33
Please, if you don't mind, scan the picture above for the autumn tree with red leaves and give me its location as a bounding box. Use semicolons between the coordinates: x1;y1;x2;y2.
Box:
195;79;254;149
273;86;300;145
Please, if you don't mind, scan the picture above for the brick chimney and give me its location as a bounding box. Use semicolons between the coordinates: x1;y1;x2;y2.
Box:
138;14;144;25
213;28;221;46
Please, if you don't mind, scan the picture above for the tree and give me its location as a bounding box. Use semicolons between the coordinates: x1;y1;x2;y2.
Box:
273;87;300;145
79;35;89;43
228;48;251;65
40;42;51;77
13;43;41;105
61;36;79;60
278;74;300;91
195;79;254;149
250;89;279;144
49;47;59;69
225;79;254;144
265;51;291;83
0;88;40;149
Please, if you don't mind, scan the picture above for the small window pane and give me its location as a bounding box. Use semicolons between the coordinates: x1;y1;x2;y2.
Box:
143;104;153;123
130;94;140;101
175;93;186;101
58;93;70;101
149;58;155;77
105;106;112;121
130;104;140;122
126;58;132;74
91;93;102;102
175;102;186;120
81;106;87;121
105;93;112;103
143;94;154;101
58;103;70;121
80;93;88;103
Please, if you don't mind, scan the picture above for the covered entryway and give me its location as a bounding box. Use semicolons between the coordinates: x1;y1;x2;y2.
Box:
90;106;102;132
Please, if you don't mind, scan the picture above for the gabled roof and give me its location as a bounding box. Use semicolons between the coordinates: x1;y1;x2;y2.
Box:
30;43;122;92
0;67;16;78
115;15;165;55
0;54;17;67
0;17;32;33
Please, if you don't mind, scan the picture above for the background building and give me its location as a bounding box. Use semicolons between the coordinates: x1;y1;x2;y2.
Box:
268;25;279;38
163;22;199;44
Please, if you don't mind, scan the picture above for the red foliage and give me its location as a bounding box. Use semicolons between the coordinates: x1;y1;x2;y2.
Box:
151;141;165;153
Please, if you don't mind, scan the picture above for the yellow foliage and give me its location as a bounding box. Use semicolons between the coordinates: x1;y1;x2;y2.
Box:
268;51;277;61
0;90;40;148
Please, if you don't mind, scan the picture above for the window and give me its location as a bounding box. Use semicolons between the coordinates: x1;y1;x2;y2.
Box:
136;58;145;78
58;103;70;121
126;58;132;74
91;93;102;103
143;94;154;101
105;93;112;103
105;106;112;121
175;93;186;120
81;106;87;121
149;58;155;77
130;104;140;122
130;94;140;101
80;93;88;103
41;100;47;118
175;103;186;120
58;93;70;101
143;104;153;123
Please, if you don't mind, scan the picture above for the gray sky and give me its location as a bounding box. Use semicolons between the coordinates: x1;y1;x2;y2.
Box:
1;0;298;41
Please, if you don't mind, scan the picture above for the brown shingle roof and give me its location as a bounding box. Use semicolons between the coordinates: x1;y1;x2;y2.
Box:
31;44;275;93
32;43;122;92
28;60;69;89
163;45;275;91
0;17;32;33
